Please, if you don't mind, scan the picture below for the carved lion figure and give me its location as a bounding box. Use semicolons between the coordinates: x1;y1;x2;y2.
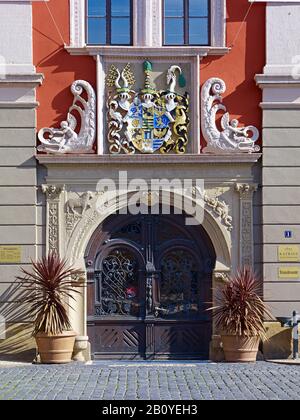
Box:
66;192;94;215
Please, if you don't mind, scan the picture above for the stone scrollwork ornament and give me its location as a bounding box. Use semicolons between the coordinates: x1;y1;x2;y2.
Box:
201;78;260;154
188;186;233;232
106;61;189;154
38;80;96;154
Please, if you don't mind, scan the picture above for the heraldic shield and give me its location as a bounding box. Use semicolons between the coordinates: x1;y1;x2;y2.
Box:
126;101;172;154
106;61;190;155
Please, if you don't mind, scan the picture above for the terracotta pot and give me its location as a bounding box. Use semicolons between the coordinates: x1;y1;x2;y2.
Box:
35;331;77;364
221;335;260;363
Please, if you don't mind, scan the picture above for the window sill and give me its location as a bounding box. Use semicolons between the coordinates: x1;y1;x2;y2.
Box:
65;45;230;57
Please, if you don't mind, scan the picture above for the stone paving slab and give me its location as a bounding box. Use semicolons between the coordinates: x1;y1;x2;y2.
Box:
0;361;299;400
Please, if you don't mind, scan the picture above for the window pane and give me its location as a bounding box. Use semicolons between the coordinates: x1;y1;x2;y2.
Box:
87;17;106;44
189;0;209;17
189;18;209;45
111;18;131;44
164;18;184;45
88;0;106;17
111;0;130;17
164;0;184;17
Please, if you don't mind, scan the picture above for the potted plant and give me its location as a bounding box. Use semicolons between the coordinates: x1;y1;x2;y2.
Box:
210;267;272;362
16;252;84;364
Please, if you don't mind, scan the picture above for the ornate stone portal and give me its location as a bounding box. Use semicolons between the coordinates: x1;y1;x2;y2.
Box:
38;67;261;361
106;61;189;154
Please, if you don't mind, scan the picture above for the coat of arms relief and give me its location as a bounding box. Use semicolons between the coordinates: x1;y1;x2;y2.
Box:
106;61;190;155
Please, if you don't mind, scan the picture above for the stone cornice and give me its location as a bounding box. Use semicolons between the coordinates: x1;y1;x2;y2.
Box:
0;102;39;109
65;46;230;58
0;73;44;87
255;74;300;88
260;102;300;109
37;153;262;166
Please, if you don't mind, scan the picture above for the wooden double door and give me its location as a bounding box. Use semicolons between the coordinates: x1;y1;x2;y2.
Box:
86;212;216;360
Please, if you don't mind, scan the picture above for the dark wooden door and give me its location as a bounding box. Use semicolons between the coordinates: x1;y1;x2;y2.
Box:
86;213;215;360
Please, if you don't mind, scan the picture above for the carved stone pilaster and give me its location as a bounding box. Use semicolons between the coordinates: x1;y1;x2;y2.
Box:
42;185;65;254
235;183;258;267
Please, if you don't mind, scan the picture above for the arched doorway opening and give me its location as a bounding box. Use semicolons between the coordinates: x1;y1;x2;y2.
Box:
85;210;216;360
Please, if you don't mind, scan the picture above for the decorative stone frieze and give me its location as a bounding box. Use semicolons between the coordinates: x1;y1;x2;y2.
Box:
235;183;258;267
66;213;82;237
188;187;233;232
72;211;100;260
66;192;95;216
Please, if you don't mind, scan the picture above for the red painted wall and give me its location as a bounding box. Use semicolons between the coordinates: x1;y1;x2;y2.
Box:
33;0;96;130
201;0;265;147
33;0;265;147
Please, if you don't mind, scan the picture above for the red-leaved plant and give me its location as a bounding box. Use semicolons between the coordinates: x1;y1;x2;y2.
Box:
209;267;273;339
16;252;84;336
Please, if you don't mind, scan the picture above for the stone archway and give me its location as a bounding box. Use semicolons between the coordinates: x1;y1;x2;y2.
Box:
41;186;233;360
84;210;216;360
67;190;231;271
62;190;231;358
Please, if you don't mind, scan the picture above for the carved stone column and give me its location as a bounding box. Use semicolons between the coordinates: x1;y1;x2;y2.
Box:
42;185;65;254
235;183;258;267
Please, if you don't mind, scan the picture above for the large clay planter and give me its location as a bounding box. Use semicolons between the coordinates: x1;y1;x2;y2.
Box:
221;335;260;362
35;331;76;364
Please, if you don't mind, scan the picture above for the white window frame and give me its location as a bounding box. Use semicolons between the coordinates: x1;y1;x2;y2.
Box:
69;0;226;53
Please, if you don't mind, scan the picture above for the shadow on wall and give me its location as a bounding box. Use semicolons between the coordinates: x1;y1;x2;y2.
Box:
0;282;35;362
200;0;265;150
35;46;96;129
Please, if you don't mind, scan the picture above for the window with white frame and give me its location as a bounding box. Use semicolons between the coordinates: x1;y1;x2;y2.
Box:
70;0;225;50
163;0;210;46
87;0;133;45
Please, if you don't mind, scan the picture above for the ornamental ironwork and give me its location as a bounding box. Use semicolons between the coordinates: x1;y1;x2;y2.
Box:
96;249;141;317
106;61;189;155
155;250;200;318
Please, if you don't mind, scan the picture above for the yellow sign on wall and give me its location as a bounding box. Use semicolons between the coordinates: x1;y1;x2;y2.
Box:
278;267;300;279
278;245;300;262
0;246;21;264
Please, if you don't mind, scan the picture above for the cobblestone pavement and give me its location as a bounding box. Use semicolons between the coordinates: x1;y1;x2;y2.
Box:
0;361;299;400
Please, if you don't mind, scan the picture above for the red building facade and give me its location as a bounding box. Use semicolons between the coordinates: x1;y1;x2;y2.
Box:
0;0;299;361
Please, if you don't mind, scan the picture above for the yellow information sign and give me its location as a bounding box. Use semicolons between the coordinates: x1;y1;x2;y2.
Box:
0;246;21;263
278;245;300;262
278;267;300;279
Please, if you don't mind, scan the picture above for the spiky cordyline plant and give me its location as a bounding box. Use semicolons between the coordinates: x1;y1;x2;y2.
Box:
16;252;84;336
210;267;273;340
